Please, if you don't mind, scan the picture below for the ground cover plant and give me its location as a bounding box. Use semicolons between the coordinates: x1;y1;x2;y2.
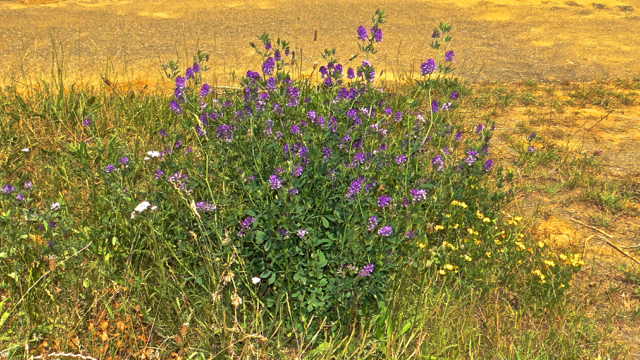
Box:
0;10;633;359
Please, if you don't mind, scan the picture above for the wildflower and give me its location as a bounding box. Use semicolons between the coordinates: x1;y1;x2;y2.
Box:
483;217;491;223
252;277;261;285
464;255;472;261
527;146;535;152
24;180;33;189
544;260;556;267
396;155;407;165
264;42;272;50
420;59;437;76
119;156;129;167
297;229;308;238
50;202;61;210
199;84;210;98
475;124;484;134
405;231;415;239
16;193;23;201
431;100;439;113
195;201;216;212
367;216;378;231
290;124;300;134
105;164;116;173
346;177;366;199
370;26;383;42
169;101;182;114
22;148;30;152
445;50;455;62
357;26;368;41
1;184;14;194
450;92;458;100
354;152;366;164
359;263;374;277
288;188;298;195
434;225;444;231
431;155;445;171
269;174;282;190
483;159;494;171
216;124;234;142
49;221;57;229
175;76;186;89
347;68;355;79
537;241;545;248
378;225;393;237
432;30;440;38
454;130;463;142
594;149;603;156
291;166;303;177
394;111;402;122
419;242;426;249
322;146;331;159
82;118;92;127
274;50;282;61
192;63;201;73
441;102;451;111
410;188;427;203
231;292;243;308
378;194;392;208
439;269;446;275
262;57;275;75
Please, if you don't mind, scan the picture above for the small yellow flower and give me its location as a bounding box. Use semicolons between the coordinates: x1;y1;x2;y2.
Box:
559;283;565;288
476;210;484;219
537;241;545;249
434;225;445;231
467;228;474;234
438;269;446;275
445;213;451;218
515;241;526;250
559;254;568;261
531;269;546;283
419;242;426;249
514;216;523;222
451;200;459;206
453;223;459;229
464;255;472;262
483;217;491;223
485;251;492;258
544;260;556;267
443;264;455;271
494;239;502;245
473;230;479;236
474;239;481;245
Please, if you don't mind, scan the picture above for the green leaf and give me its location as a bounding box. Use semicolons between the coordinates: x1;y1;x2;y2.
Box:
317;251;328;268
246;210;257;217
268;273;276;284
322;216;329;228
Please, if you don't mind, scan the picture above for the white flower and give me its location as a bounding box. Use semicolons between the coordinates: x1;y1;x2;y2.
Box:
147;151;161;158
144;157;150;160
151;205;157;211
50;202;61;210
134;201;151;213
252;277;261;284
22;148;30;152
131;211;136;219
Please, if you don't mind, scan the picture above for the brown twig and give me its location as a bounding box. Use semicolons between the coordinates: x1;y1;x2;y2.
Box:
595;235;640;266
565;217;613;239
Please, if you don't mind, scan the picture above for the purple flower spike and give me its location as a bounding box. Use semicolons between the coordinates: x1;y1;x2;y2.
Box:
199;84;210;98
378;225;393;237
347;68;355;79
370;27;383;42
192;63;201;73
527;146;536;152
450;92;458;100
475;124;484;134
431;155;445;171
262;57;275;75
170;101;182;114
367;216;378;231
359;263;374;277
445;50;455;62
454;131;463;142
483;159;494;171
82;118;92;127
1;184;14;194
24;180;33;190
421;59;437;76
357;26;368;41
269;174;282;190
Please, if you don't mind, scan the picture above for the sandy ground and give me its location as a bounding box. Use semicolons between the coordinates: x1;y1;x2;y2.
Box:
1;0;640;87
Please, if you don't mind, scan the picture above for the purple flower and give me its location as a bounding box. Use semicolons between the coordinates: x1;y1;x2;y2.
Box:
378;225;393;237
454;131;463;142
354;152;366;164
322;146;331;159
396;155;407;165
483;159;494;171
119;156;129;166
159;128;166;138
155;169;164;179
185;67;194;79
291;166;303;177
432;30;440;38
195;124;205;137
405;231;416;239
441;102;451;111
290;124;300;134
465;154;476;166
410;188;427;203
262;57;275;75
357;26;368;41
359;263;374;277
288;188;298;195
334;64;343;75
49;221;57;229
431;100;439;113
241;216;254;230
269;174;282;190
195;201;216;212
347;68;355;79
394;111;402;122
431;155;445;171
169;101;182;114
367;216;378;231
445;50;455;62
297;229;308;238
346;177;366;199
199;84;210;98
184;147;193;154
274;50;282;61
527;146;536;152
216;124;234;142
370;26;383;42
323;77;334;87
174;140;182;149
24;180;33;190
378;194;392;208
246;70;261;80
265;42;272;50
421;59;437;76
266;77;276;92
82;118;91;127
319;66;328;78
175;76;186;89
450;92;458;100
442;147;451;156
193;63;201;73
1;184;14;194
105;164;116;173
16;193;23;201
475;124;484;134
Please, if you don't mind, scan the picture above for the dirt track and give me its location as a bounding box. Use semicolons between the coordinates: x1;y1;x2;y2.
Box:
2;0;640;86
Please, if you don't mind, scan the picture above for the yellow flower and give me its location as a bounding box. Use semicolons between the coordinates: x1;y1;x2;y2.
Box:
514;216;523;222
537;241;545;249
559;283;565;288
543;260;556;267
494;239;502;245
453;223;459;229
474;239;481;245
451;200;459;206
464;255;472;262
419;242;426;249
474;230;479;236
445;213;451;218
515;241;526;250
467;228;474;234
434;225;445;231
438;270;446;275
483;217;491;223
531;269;546;283
485;252;492;258
444;264;455;271
476;210;484;219
559;254;568;261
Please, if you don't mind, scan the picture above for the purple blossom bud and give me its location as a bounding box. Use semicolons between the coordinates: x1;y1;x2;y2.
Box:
357;26;368;41
105;164;116;173
450;92;458;100
378;194;392;208
82;118;92;127
475;124;484;134
445;50;455;62
421;59;437;76
359;263;374;277
378;225;393;237
169;101;182;114
24;181;33;190
483;159;494;171
367;216;378;231
347;68;355;79
199;84;210;98
269;174;282;190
